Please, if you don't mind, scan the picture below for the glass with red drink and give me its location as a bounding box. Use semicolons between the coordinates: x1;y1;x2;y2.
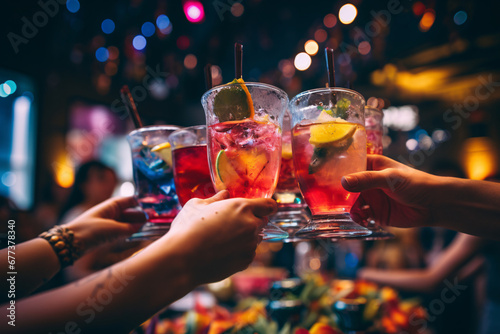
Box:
169;125;216;206
289;88;371;238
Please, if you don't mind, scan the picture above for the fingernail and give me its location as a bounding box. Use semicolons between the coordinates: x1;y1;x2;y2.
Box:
343;175;358;188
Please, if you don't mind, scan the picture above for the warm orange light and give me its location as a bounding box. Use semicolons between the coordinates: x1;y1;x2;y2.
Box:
419;10;435;31
462;137;498;180
304;40;319;55
339;4;357;24
53;154;74;188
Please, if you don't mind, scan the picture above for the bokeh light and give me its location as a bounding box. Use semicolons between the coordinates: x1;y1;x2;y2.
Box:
156;15;171;30
419;10;435;31
358;41;371;55
132;35;147;51
141;22;155;37
304;40;319;56
183;1;205;23
412;2;426;16
105;62;118;76
184;54;197;69
95;47;109;62
101;19;115;34
278;59;295;78
314;29;327;43
107;46;119;60
5;80;17;95
66;0;80;13
406;139;418;151
454;11;467;25
211;65;222;85
339;4;357;24
231;3;244;17
177;36;190;50
323;14;337;28
294;52;312;71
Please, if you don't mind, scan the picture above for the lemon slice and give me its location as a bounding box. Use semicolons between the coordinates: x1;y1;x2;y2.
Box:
309;122;357;147
151;142;172;167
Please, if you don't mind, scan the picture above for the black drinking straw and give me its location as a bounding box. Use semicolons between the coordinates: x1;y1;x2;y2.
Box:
325;47;337;104
235;43;243;79
120;85;144;128
204;64;213;90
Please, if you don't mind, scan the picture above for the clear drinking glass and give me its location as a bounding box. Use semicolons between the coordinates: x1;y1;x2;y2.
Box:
289;87;371;238
169;125;216;206
270;111;309;242
362;106;394;240
127;125;181;240
202;82;288;241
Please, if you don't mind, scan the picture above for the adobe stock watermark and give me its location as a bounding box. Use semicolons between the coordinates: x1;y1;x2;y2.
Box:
213;0;243;21
382;73;500;191
7;0;68;54
408;277;468;333
110;65;169;120
48;267;135;334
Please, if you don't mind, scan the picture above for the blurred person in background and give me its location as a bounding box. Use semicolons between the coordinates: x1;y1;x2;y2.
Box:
57;160;139;283
58;160;118;224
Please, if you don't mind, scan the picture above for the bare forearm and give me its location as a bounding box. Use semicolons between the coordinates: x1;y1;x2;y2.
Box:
433;178;500;239
360;269;436;293
3;234;196;334
0;239;60;302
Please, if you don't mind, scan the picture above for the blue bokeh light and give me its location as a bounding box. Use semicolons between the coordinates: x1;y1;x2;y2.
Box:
101;19;115;34
454;11;467;25
156;15;170;30
141;22;155;37
95;47;109;62
0;85;8;98
132;35;147;51
66;0;80;13
5;80;17;95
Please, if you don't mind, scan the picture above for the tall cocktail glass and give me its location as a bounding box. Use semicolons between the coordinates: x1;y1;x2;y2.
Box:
270;111;309;241
362;106;394;240
127;125;181;240
289;88;371;238
169;125;216;206
202;82;288;241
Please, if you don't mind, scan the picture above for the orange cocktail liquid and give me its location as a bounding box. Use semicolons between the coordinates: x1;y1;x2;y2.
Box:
208;118;281;198
292;121;366;215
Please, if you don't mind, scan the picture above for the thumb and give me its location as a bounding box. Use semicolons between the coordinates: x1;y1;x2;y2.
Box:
203;190;230;204
246;198;278;218
342;170;400;192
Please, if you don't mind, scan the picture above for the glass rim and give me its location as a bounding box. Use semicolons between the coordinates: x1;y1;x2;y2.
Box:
202;81;289;102
127;124;181;137
170;124;206;136
289;87;365;106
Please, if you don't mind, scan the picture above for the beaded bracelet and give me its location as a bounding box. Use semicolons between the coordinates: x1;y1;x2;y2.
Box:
39;226;83;268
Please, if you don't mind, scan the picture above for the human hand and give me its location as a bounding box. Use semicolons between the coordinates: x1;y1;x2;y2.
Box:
165;190;277;285
341;155;438;229
63;197;146;254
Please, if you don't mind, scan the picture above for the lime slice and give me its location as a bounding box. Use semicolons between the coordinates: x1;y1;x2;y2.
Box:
309;122;357;147
216;150;239;184
151;142;172;167
213;79;255;122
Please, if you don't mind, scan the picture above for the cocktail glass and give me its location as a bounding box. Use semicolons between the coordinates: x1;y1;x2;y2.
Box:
127;125;182;240
169;125;216;206
289;88;371;238
270;111;309;242
362;106;394;240
202;82;288;241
